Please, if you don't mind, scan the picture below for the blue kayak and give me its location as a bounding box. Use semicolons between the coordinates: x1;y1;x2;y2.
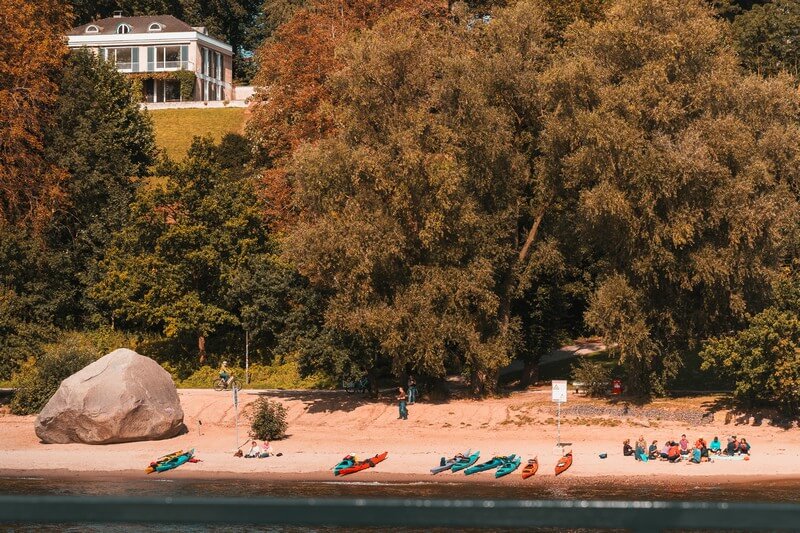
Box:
495;455;521;478
451;451;480;473
154;449;194;473
464;454;515;475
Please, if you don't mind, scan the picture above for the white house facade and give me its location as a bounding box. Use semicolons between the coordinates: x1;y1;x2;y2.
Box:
67;13;234;102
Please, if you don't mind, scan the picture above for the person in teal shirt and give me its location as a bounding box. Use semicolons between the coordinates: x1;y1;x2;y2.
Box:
709;436;722;454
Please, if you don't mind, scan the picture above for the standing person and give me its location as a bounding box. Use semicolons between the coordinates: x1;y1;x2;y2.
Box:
407;376;418;405
397;387;408;420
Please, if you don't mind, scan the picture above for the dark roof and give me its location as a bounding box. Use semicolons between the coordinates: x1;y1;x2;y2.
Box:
68;15;195;36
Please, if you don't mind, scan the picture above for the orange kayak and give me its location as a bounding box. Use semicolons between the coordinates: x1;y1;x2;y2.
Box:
555;452;572;476
521;457;538;479
337;452;388;476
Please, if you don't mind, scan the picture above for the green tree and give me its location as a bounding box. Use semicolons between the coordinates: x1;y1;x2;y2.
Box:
92;137;265;362
286;3;566;393
701;307;800;415
540;0;800;394
45;49;156;327
731;0;800;76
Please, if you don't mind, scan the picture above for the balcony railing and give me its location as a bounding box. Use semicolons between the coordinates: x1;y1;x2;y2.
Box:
151;60;193;71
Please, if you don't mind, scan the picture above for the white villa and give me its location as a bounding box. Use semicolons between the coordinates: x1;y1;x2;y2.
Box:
67;13;234;103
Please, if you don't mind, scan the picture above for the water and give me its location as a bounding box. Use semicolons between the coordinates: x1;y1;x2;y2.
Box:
2;475;800;501
2;476;800;532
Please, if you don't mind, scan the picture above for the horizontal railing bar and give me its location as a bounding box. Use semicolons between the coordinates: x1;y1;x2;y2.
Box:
1;496;799;530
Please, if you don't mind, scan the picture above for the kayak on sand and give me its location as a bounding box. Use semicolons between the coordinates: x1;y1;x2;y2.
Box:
333;455;357;475
495;455;521;478
464;454;516;476
431;449;471;475
555;452;573;476
521;457;538;479
451;450;481;473
146;449;194;474
336;452;388;476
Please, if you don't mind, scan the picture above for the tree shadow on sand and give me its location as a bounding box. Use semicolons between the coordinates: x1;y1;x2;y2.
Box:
247;385;461;414
700;396;797;430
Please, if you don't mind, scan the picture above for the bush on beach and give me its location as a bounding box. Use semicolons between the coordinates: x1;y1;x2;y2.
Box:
249;398;288;440
571;357;612;397
10;334;100;415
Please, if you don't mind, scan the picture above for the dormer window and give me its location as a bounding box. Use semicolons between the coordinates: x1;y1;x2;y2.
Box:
85;25;99;34
116;23;132;34
148;23;163;32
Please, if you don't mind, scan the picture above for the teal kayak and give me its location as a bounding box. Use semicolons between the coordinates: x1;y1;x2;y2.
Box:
154;449;194;473
495;455;521;478
333;455;357;476
451;450;480;473
464;454;515;475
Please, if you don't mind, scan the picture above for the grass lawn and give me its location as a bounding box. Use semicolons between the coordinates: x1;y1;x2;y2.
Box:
148;108;246;160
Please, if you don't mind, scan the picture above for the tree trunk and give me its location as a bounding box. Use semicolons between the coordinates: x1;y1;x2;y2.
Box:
520;358;540;389
366;366;379;398
198;334;206;364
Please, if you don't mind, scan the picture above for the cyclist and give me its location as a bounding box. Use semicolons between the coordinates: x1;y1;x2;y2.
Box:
219;361;232;389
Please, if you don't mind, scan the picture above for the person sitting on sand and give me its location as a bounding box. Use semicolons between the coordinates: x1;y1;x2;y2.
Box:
739;438;751;455
258;441;273;458
245;440;261;458
689;446;702;464
710;436;722;455
696;438;709;461
725;437;737;455
668;441;682;463
679;434;689;455
649;440;659;460
635;436;647;461
660;441;671;460
623;439;634;457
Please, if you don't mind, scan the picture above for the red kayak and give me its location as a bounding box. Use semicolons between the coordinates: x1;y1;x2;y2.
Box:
555;452;573;476
337;452;388;476
521;457;538;479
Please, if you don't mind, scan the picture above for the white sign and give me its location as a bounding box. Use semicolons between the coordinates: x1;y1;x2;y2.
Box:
551;380;567;403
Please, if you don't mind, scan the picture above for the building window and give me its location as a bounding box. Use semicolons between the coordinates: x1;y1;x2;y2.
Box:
103;47;138;71
148;46;189;70
116;23;132;34
148;22;162;32
85;25;100;34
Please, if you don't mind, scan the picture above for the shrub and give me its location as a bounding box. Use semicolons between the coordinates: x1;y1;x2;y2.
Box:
249;398;288;440
701;307;800;415
571;357;612;397
10;335;100;415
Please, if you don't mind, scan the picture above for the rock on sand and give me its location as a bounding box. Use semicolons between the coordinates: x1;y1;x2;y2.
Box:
35;349;184;444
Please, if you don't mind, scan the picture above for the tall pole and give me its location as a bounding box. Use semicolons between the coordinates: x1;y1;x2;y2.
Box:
557;401;561;447
245;330;250;385
233;385;239;449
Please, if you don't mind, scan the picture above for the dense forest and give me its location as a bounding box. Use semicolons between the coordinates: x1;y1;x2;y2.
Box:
3;0;800;413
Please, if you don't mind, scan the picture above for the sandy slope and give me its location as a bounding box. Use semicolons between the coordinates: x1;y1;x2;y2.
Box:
0;388;795;482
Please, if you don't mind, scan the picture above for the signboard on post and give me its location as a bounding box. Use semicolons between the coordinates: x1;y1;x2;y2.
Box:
551;380;567;403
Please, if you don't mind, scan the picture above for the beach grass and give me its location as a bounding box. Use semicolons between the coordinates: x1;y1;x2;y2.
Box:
148;108;246;160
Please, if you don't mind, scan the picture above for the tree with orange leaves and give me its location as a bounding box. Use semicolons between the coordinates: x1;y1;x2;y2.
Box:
247;0;447;228
0;0;72;229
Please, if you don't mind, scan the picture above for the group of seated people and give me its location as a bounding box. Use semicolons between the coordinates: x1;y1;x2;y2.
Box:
235;440;279;458
623;434;750;464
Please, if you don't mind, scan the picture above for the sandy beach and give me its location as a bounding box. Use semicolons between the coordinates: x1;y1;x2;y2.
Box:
0;388;796;485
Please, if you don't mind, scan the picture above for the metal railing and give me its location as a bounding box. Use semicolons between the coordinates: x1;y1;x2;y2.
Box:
2;496;800;531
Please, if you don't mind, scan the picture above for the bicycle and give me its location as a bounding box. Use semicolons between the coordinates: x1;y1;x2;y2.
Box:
213;375;237;391
343;376;370;394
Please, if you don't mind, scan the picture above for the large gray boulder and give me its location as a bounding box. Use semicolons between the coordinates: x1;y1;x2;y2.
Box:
35;349;184;444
